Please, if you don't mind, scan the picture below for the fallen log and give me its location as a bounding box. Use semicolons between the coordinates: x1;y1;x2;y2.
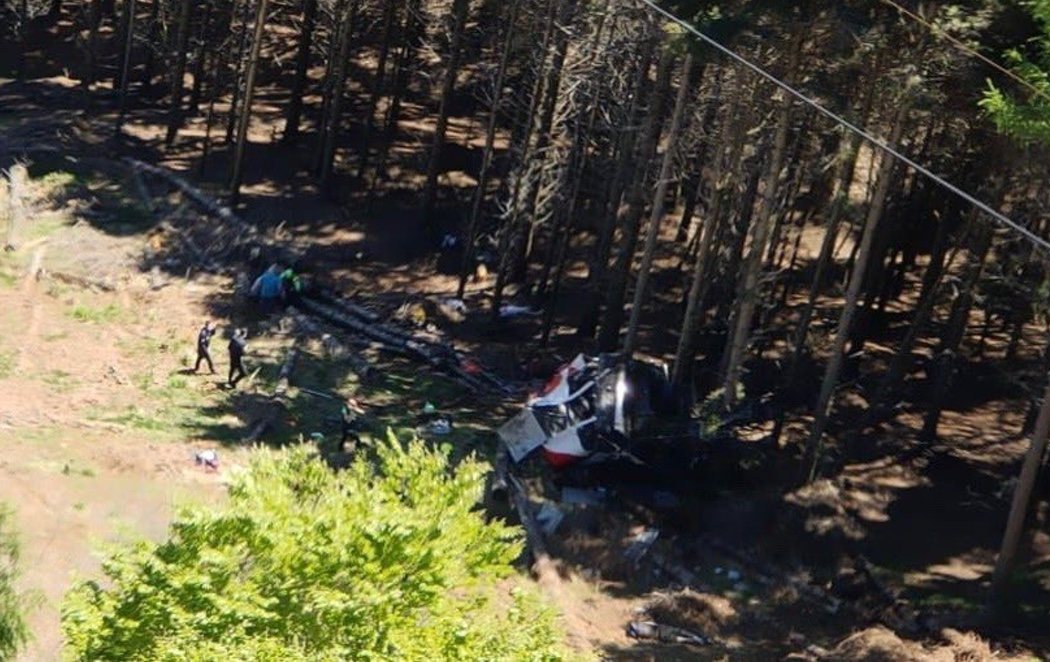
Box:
311;287;382;322
296;298;418;357
124;158;305;266
125;158;253;232
244;344;299;442
243;415;274;443
299;297;495;393
48;270;118;292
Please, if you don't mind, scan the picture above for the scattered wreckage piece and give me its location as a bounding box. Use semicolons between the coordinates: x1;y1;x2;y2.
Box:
626;621;710;646
624;528;661;565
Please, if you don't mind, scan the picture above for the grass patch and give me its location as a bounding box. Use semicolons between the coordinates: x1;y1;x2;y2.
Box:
24;211;71;242
62;462;96;478
0;349;14;378
43;330;69;342
41;370;77;392
68;302;123;324
20;426;64;444
0;269;16;288
96;405;170;432
120;334;191;360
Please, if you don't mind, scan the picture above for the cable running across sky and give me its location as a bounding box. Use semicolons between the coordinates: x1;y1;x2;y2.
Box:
633;0;1050;254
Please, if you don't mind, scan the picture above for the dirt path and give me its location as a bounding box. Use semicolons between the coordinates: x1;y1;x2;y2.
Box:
0;222;257;659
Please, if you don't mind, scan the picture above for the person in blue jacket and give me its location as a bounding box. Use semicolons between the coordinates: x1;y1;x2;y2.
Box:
250;264;283;312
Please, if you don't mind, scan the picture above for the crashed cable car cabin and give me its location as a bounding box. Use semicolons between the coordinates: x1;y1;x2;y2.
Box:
498;354;676;468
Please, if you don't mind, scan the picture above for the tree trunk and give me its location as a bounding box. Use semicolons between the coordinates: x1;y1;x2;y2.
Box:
991;372;1050;602
112;0;133;90
354;0;398;171
84;0;102;91
865;214;961;425
420;0;472;226
541;108;595;343
922;225;994;440
623;53;694;358
228;0;269;205
283;0;319;145
768;146;858;447
675;68;722;243
782;133;862;386
488;1;573;322
596;47;676;352
318;0;360;190
198;46;227;177
720;91;794;409
457;0;521;298
141;0;160;97
189;1;212;109
714;156;763;326
115;0;137;133
576;42;655;340
537;107;596;308
671;89;741;387
164;0;194;147
533;0;611;299
370;0;421;191
226;0;253;144
805;102;909;481
515;0;579;269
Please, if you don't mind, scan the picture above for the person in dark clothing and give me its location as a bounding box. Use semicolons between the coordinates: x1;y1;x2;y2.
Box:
227;328;249;388
340;397;366;452
194;321;216;374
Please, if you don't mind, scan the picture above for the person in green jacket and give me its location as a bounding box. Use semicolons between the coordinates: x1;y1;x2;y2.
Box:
280;266;303;305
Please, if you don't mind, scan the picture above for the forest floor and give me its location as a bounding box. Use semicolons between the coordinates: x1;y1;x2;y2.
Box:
2;74;1050;661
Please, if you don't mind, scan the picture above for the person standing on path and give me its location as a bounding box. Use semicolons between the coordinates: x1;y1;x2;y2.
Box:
194;321;216;373
228;328;249;388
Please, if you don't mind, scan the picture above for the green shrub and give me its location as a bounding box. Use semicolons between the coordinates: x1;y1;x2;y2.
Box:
62;433;568;661
0;505;29;661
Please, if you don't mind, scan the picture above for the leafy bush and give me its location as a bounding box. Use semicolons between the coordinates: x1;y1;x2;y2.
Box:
62;433;568;661
0;505;29;661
